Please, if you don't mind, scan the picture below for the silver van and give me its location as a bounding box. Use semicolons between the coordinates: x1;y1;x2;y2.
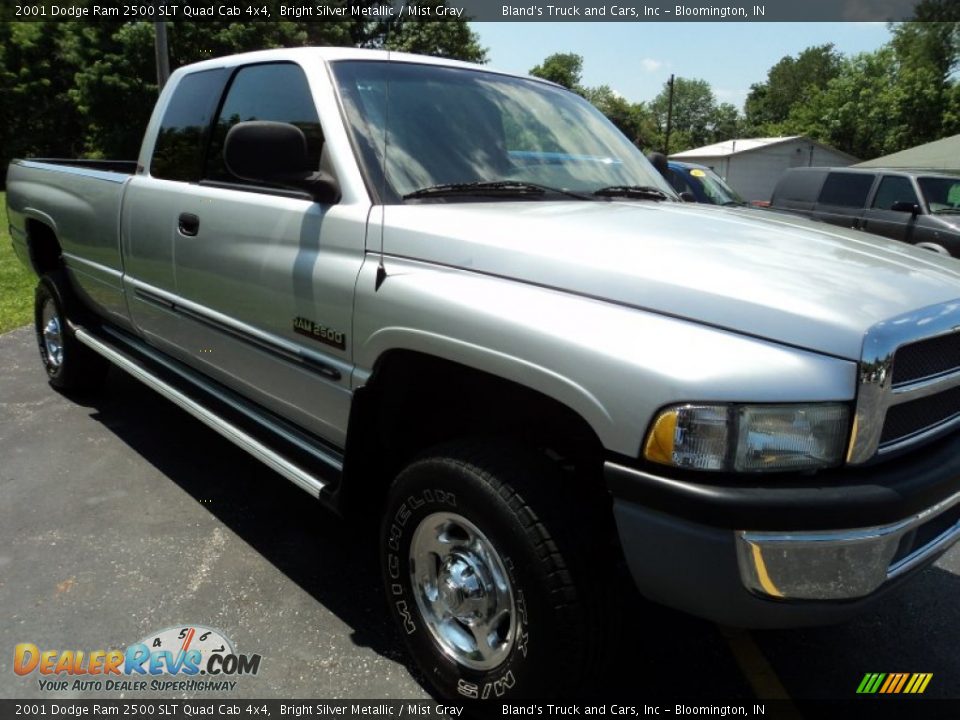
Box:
770;167;960;256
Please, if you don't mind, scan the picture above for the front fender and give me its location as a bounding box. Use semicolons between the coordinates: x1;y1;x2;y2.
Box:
352;256;857;457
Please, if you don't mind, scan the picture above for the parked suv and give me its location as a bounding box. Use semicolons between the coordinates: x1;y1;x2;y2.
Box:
770;166;960;256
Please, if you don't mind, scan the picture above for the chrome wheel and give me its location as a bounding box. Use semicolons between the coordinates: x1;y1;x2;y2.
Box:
409;512;516;671
41;299;64;369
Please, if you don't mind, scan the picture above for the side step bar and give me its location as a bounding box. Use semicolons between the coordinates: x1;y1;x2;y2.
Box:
75;327;340;500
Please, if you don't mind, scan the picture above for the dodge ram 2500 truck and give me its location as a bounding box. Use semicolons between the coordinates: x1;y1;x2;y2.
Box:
8;47;960;700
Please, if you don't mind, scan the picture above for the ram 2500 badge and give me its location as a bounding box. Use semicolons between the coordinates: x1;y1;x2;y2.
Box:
8;47;960;700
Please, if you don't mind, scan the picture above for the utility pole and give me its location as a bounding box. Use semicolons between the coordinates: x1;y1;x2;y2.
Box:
663;74;675;156
154;22;170;90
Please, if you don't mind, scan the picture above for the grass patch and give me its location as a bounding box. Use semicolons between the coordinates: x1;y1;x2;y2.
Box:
0;191;36;334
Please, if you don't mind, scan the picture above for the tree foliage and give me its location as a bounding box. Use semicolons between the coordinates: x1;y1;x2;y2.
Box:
647;77;741;153
384;7;487;61
744;44;841;132
529;52;584;91
581;85;656;146
743;2;958;158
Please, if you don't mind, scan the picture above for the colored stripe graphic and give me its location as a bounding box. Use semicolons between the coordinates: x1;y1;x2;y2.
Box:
857;672;932;694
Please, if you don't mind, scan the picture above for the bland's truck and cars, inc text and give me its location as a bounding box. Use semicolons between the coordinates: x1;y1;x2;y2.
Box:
7;47;960;700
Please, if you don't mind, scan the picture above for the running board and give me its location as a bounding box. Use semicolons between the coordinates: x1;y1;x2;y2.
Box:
75;327;339;500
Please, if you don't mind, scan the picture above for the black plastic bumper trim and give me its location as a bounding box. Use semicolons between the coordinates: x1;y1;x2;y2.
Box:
606;431;960;531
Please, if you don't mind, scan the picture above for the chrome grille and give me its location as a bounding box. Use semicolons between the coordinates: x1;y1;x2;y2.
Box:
880;385;960;445
849;301;960;464
893;332;960;386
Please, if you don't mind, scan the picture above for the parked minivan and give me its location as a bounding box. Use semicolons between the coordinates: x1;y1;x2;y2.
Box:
770;167;960;256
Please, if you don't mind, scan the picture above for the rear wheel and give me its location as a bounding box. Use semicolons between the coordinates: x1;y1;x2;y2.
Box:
34;271;108;391
380;441;608;700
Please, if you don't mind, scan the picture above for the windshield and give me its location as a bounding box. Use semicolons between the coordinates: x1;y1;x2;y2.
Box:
688;167;744;205
331;60;676;202
918;176;960;213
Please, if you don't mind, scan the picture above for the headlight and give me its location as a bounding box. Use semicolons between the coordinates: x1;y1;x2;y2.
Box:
643;403;850;472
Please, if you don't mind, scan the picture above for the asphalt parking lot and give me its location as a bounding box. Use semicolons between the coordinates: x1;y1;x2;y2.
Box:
1;324;959;708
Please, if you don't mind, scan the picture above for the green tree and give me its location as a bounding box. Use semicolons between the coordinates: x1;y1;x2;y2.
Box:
581;85;658;147
383;4;487;62
0;23;86;181
650;77;718;152
67;22;159;159
783;48;904;159
529;52;584;92
711;103;741;143
744;44;841;132
889;5;960;144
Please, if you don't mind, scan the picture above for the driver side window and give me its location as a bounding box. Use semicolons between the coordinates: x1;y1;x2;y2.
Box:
204;63;324;186
872;176;918;211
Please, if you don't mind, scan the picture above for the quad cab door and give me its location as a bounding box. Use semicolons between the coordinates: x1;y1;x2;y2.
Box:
136;61;366;449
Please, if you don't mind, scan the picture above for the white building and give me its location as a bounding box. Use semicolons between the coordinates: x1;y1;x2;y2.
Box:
669;136;859;202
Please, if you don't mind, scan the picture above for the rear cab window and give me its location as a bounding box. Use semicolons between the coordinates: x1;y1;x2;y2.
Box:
817;172;875;208
771;169;826;208
150;69;230;181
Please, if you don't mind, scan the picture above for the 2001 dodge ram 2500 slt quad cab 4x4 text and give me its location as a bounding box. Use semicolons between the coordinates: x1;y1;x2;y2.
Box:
8;47;960;700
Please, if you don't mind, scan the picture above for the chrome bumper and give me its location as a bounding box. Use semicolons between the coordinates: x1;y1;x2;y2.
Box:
737;488;960;600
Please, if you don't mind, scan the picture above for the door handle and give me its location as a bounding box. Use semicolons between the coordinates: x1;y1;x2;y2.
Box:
178;213;200;237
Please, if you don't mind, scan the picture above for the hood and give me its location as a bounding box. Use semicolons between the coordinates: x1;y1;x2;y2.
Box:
382;201;960;359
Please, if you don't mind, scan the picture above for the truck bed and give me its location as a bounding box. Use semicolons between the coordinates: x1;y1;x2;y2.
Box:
6;157;136;327
25;158;138;175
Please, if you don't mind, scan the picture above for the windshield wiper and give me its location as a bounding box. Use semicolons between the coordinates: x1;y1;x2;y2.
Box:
933;207;960;214
593;185;671;201
403;181;593;201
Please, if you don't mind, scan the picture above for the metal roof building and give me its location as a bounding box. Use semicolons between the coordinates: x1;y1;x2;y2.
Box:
670;136;858;202
854;134;960;172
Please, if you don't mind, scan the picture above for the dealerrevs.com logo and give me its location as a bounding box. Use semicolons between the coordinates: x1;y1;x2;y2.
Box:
14;625;262;693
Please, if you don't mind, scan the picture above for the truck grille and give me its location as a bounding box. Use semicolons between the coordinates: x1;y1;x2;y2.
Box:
849;301;960;464
892;332;960;386
880;385;960;445
879;330;960;449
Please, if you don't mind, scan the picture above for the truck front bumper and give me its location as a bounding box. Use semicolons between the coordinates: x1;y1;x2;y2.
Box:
606;432;960;628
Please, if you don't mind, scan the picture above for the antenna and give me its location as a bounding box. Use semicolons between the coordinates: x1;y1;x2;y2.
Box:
375;13;395;292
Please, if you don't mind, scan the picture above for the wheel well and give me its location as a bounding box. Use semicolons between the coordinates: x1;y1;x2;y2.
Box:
337;350;606;515
26;220;62;275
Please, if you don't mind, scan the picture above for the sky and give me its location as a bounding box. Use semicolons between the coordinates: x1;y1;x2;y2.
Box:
472;22;893;110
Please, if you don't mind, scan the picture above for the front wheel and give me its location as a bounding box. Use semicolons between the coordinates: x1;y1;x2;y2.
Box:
381;442;607;700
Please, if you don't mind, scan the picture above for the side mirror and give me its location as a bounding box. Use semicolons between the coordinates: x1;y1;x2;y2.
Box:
224;121;340;204
890;200;921;215
679;191;697;203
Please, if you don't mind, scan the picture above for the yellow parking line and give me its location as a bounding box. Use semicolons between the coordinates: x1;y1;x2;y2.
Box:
718;626;804;719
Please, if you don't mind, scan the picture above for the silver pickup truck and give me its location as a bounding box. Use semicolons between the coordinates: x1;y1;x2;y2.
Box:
8;47;960;700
